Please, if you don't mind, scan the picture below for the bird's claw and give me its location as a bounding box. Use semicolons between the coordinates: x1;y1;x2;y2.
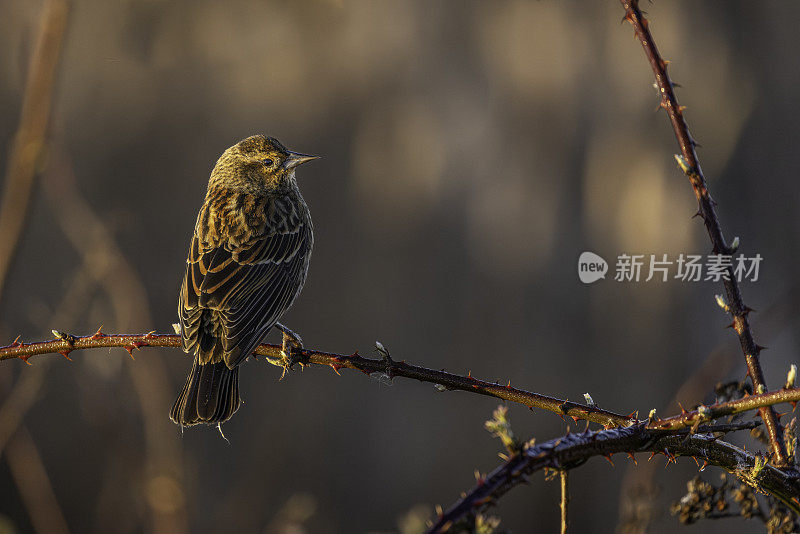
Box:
277;323;305;379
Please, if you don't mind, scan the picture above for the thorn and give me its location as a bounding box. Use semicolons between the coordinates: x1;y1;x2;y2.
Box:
506;380;512;389
755;344;768;353
91;325;105;339
692;210;703;219
329;362;342;375
678;402;687;415
699;460;709;471
725;321;735;329
58;350;72;361
124;342;144;359
19;354;32;365
603;454;615;467
627;411;638;420
627;452;637;466
11;335;22;346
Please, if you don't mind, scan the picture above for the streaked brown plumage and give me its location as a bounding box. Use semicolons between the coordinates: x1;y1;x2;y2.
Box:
170;135;316;427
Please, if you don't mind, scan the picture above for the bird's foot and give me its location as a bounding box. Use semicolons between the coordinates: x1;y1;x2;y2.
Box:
276;322;305;379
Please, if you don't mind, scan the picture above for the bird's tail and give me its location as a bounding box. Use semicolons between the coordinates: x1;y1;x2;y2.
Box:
170;358;241;426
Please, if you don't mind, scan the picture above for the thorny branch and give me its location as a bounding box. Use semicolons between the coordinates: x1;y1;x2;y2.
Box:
619;0;790;467
0;331;633;427
427;424;800;534
4;331;800;435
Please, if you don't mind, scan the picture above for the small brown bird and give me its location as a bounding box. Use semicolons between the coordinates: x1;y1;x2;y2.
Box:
170;135;316;427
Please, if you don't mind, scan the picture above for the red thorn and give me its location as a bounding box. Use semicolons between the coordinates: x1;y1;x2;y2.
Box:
124;341;146;359
648;451;657;462
627;452;637;466
571;415;580;422
11;335;22;346
725;321;735;329
678;402;687;415
91;326;105;339
350;351;359;358
19;354;32;365
603;454;615;467
506;380;512;389
626;411;638;420
329;362;342;375
790;401;797;411
59;350;72;361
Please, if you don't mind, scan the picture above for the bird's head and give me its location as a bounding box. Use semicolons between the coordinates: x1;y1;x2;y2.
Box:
212;135;318;193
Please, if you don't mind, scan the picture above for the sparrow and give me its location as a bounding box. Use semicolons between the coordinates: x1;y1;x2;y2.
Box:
170;135;316;427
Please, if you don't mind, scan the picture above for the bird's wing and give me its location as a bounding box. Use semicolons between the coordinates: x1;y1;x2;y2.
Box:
180;217;310;368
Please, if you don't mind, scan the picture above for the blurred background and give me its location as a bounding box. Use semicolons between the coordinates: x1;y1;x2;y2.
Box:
1;1;800;532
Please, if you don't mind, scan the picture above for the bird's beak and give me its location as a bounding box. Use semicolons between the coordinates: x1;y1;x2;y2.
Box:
284;151;319;169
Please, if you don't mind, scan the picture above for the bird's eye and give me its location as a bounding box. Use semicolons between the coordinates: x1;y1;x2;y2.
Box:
262;158;274;167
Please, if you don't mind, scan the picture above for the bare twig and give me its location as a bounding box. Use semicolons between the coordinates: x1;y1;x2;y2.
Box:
560;470;569;534
618;0;789;467
0;331;633;427
0;0;69;306
427;424;800;533
647;389;800;432
617;285;800;532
